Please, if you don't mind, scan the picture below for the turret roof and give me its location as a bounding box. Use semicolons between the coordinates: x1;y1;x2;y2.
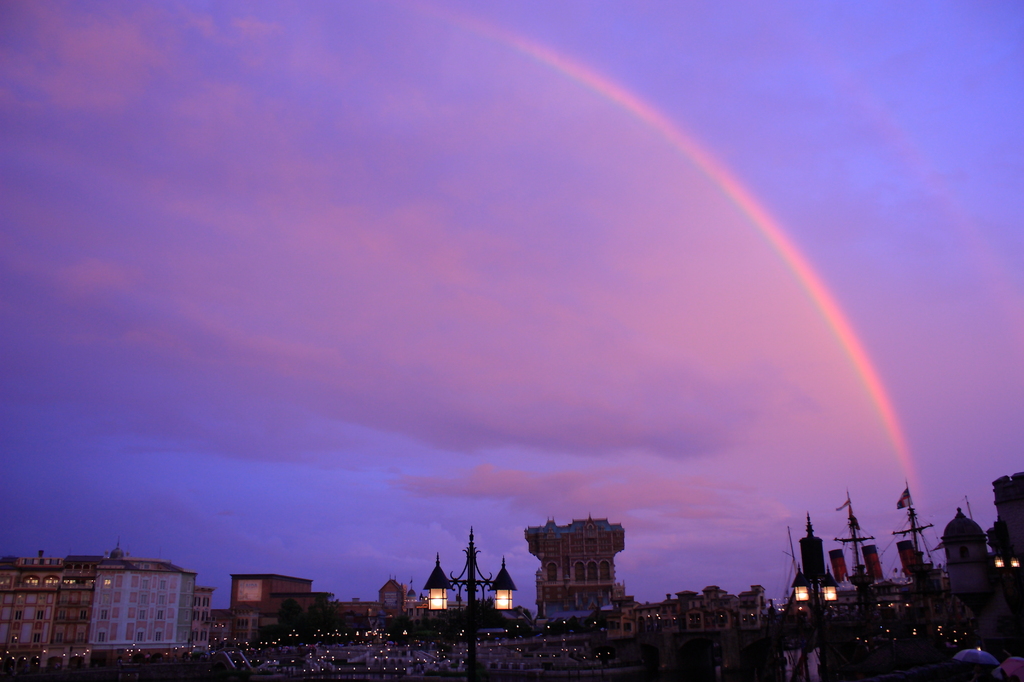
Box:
942;508;985;540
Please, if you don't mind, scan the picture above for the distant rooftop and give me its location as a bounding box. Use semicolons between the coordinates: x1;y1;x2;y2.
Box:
525;518;624;537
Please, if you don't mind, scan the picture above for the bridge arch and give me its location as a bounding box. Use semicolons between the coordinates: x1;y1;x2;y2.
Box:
677;637;715;682
739;636;773;682
640;643;660;676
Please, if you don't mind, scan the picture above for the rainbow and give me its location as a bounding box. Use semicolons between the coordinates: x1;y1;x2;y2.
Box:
439;11;916;488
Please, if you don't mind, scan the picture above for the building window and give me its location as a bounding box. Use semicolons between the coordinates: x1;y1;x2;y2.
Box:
156;610;163;620
44;576;59;586
76;631;85;642
600;561;611;580
160;580;167;590
140;593;148;605
24;576;39;586
54;632;63;643
32;633;41;643
960;546;970;559
103;578;112;587
100;609;108;620
14;610;22;620
142;579;149;589
80;609;88;619
97;631;106;642
587;562;598;581
136;631;145;642
10;635;18;644
574;562;585;582
139;609;146;620
154;631;162;642
158;594;165;605
547;563;557;581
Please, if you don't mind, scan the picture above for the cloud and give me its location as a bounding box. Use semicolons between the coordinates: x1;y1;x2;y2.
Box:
397;463;789;536
0;3;172;112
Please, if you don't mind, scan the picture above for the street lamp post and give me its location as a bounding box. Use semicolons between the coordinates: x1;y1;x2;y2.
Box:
793;515;838;682
424;529;516;682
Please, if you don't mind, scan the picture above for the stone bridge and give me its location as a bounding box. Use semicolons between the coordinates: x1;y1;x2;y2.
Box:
588;628;772;681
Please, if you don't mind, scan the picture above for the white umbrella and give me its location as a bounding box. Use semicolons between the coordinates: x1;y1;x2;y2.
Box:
954;649;1000;666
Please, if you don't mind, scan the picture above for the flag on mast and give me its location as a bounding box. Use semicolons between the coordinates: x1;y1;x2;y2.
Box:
897;487;912;509
836;496;851;512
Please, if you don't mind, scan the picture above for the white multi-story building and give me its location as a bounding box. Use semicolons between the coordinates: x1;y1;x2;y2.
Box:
190;585;215;650
88;547;195;665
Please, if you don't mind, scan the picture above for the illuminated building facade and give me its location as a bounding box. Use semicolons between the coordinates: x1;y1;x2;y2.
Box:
1;547;197;671
525;517;626;619
87;547;196;665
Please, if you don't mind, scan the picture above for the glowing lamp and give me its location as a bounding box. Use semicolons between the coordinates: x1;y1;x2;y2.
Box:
792;572;810;602
423;554;451;611
822;572;839;601
1012;558;1021;568
493;558;517;610
995;557;1005;568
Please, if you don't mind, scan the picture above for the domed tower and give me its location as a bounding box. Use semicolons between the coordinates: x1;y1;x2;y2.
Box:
942;508;992;614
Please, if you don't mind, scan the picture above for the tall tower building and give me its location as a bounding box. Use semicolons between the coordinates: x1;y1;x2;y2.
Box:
525;517;625;620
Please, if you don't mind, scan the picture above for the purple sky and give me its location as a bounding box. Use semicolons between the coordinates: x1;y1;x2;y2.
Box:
2;2;1023;608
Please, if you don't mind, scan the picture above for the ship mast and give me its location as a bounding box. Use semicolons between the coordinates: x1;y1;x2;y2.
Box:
892;486;933;559
834;495;874;574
